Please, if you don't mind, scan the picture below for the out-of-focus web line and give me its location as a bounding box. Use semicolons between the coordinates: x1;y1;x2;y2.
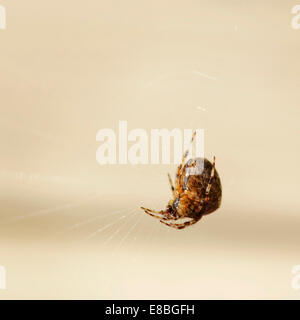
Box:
64;206;136;232
192;70;217;81
0;116;69;147
196;106;206;112
102;210;139;247
143;69;217;89
0;170;79;185
84;209;137;241
6;192;102;223
130;68;217;117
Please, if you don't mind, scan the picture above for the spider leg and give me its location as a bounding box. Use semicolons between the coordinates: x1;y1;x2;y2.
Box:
175;130;196;192
181;130;196;167
175;164;183;192
145;211;171;221
160;216;202;230
141;207;177;221
204;156;216;200
140;207;164;215
168;173;176;197
141;207;174;220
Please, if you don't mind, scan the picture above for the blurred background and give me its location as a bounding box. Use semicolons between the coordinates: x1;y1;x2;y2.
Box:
0;0;299;299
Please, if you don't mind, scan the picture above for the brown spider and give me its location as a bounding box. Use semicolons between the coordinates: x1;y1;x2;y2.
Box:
141;132;222;229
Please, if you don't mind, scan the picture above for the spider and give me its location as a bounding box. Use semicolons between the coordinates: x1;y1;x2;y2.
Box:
141;131;222;229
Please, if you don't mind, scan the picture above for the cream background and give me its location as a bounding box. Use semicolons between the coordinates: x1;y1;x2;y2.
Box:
0;0;300;299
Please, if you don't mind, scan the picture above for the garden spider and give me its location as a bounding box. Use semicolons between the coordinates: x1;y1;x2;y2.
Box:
141;131;222;229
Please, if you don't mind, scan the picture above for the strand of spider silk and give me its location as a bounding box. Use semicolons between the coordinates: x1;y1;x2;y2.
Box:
102;210;139;246
66;195;159;232
151;198;170;248
112;208;144;263
163;218;171;245
155;199;171;249
65;194;159;232
101;210;139;247
149;214;161;252
86;209;139;287
132;203;160;260
111;211;143;255
106;212;142;264
70;194;157;236
54;207;136;240
7;192;103;223
144;199;162;249
0;170;79;186
135;211;154;259
85;209;137;242
84;209;137;241
64;206;136;233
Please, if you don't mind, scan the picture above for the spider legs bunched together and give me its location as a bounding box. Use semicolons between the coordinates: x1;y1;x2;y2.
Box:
160;215;203;229
140;207;174;221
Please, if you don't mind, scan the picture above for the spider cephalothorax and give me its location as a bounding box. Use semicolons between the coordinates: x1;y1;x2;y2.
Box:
141;132;222;229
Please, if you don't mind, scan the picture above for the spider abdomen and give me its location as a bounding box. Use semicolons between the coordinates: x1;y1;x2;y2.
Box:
177;158;222;217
